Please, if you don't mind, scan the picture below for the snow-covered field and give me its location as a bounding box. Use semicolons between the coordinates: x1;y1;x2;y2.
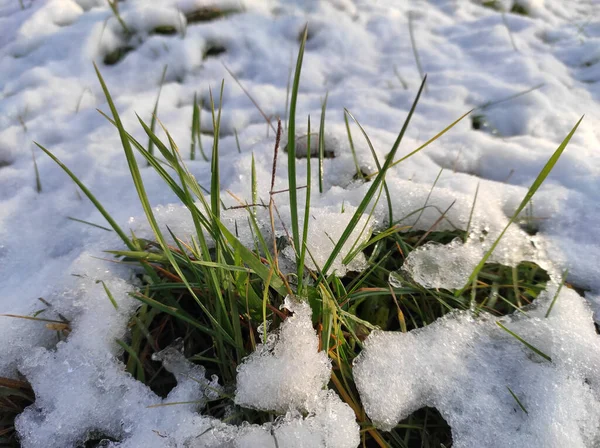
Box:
1;0;600;446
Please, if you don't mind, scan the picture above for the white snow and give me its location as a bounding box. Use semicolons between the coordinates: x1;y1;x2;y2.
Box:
353;286;600;448
1;0;600;446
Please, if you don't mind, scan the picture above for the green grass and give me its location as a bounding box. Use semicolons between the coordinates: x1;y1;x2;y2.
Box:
25;28;584;448
0;377;34;447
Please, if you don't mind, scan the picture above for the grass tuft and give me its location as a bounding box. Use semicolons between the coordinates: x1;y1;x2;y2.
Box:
27;31;580;447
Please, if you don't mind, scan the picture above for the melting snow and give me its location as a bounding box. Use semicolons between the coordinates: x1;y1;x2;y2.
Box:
1;0;600;446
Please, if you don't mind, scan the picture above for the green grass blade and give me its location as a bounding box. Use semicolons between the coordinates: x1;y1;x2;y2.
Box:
364;109;471;179
344;109;393;226
234;128;242;153
496;321;551;362
35;142;134;250
210;81;225;266
251;152;257;214
298;116;312;295
318;92;328;193
67;216;113;232
287;24;308;266
506;386;528;414
94;63;236;346
31;147;42;193
344;109;363;181
464;182;480;243
215;220;287;297
545;270;568;318
116;338;145;382
148;65;168;161
191;92;199;161
319;76;427;278
457;116;583;296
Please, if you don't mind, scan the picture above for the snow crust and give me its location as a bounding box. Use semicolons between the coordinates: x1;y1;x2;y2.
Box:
1;0;600;446
353;287;600;447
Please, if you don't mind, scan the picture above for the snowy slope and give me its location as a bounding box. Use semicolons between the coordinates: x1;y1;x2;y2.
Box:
1;0;600;446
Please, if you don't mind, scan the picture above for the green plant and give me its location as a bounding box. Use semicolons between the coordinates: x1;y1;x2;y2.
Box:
32;27;582;448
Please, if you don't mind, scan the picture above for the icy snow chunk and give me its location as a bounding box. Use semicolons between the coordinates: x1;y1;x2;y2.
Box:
16;336;220;447
236;297;331;413
402;238;483;289
235;296;360;448
152;341;222;404
353;287;600;448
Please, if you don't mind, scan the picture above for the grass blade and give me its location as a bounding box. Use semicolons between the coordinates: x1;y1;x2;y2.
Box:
457;116;584;296
35;142;134;250
318;92;328;193
506;386;528;414
148;65;168;161
496;321;551;362
287;24;309;267
320;76;427;277
344;109;393;226
298;116;312;294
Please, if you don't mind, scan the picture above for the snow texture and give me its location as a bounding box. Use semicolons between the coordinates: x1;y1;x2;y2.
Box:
353;287;600;448
1;0;600;446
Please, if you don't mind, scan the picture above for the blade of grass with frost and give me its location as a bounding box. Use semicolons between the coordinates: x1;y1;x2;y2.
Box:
148;65;168;161
506;386;528;414
287;24;308;263
344;110;363;181
344;109;393;225
35;142;134;250
496;321;551;361
545;270;568;318
94;63;236;346
298;117;311;295
319;76;427;278
318;92;328;193
456;116;584;297
100;280;119;310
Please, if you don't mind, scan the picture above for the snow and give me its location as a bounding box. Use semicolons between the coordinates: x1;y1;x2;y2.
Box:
353;286;600;448
1;0;600;446
236;297;333;413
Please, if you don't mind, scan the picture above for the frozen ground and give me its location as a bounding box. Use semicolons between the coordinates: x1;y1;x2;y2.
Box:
1;0;600;446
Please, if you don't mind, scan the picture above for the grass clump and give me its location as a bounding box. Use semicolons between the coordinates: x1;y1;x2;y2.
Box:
0;377;34;447
31;25;583;448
